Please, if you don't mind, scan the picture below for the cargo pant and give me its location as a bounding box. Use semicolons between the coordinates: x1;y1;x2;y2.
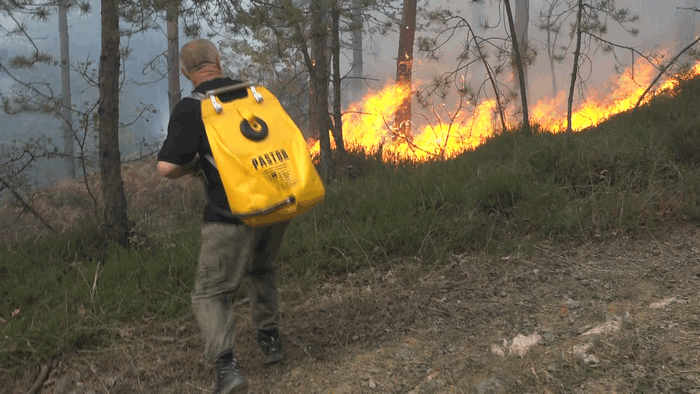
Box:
192;221;289;361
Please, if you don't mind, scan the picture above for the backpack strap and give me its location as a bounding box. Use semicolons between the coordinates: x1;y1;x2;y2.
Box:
191;91;207;101
190;92;219;169
203;154;217;169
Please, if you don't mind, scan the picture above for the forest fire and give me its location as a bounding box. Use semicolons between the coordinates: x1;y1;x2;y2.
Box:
532;61;700;132
309;59;700;163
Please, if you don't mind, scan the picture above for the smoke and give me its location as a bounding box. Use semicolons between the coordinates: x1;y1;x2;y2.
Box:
350;0;697;113
2;0;698;186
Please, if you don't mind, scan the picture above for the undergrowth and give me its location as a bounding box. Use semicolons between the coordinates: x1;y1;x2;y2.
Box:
2;76;700;364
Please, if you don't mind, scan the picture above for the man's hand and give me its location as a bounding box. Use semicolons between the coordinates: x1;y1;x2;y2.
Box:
158;155;201;179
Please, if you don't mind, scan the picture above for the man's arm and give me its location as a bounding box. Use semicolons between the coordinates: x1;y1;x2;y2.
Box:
158;155;201;179
158;161;189;179
158;98;202;179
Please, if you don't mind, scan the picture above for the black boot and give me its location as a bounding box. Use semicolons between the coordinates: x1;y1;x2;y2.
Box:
213;350;248;394
257;328;283;364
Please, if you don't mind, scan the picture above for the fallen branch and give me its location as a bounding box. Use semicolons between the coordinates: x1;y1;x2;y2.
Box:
634;36;700;110
26;362;51;394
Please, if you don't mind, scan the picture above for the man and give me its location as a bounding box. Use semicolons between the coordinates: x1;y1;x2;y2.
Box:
157;38;288;394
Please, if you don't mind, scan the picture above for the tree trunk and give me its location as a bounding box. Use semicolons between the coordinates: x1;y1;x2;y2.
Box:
308;20;320;141
350;0;364;102
166;1;181;114
545;8;558;96
59;0;75;179
330;1;344;153
514;0;530;103
470;0;485;84
308;74;319;139
394;0;417;137
566;0;584;135
99;0;128;246
504;0;530;134
311;0;331;173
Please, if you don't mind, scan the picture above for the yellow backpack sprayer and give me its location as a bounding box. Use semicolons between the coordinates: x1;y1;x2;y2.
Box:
195;82;325;226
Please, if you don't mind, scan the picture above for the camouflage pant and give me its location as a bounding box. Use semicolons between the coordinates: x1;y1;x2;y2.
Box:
192;221;289;361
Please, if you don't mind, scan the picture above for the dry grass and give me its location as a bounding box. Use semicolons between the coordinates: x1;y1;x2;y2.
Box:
0;157;204;242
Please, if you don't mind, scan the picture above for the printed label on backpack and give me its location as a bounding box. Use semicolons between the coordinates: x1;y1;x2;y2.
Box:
262;163;297;192
250;149;290;171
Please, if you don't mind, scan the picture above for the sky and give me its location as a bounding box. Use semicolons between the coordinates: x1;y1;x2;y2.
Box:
0;0;698;183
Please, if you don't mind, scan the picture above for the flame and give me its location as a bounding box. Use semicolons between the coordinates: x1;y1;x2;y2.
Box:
532;60;700;132
309;59;700;163
309;85;499;161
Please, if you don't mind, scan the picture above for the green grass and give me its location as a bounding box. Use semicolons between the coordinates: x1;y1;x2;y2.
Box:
2;75;700;363
0;218;202;361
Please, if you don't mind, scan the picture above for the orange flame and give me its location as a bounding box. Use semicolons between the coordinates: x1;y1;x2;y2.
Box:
310;59;700;163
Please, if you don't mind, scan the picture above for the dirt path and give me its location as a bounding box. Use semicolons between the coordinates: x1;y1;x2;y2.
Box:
9;225;700;393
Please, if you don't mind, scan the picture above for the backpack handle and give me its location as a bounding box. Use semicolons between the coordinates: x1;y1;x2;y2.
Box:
199;83;269;141
205;82;264;114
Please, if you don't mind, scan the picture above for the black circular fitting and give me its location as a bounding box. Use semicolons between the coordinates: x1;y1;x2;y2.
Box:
240;117;269;141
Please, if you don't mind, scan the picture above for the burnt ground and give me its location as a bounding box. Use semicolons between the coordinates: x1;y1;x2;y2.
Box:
6;224;700;394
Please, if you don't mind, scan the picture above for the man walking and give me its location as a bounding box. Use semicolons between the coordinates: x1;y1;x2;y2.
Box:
157;38;287;394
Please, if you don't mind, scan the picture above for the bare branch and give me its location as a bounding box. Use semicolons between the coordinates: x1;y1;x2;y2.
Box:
634;36;700;110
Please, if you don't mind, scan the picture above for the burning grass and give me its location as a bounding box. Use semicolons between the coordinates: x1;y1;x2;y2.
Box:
311;59;700;164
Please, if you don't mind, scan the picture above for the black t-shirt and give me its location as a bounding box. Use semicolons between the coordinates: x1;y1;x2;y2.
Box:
157;77;248;223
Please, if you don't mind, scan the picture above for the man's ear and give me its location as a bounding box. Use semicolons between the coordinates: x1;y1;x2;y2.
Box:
181;67;191;80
